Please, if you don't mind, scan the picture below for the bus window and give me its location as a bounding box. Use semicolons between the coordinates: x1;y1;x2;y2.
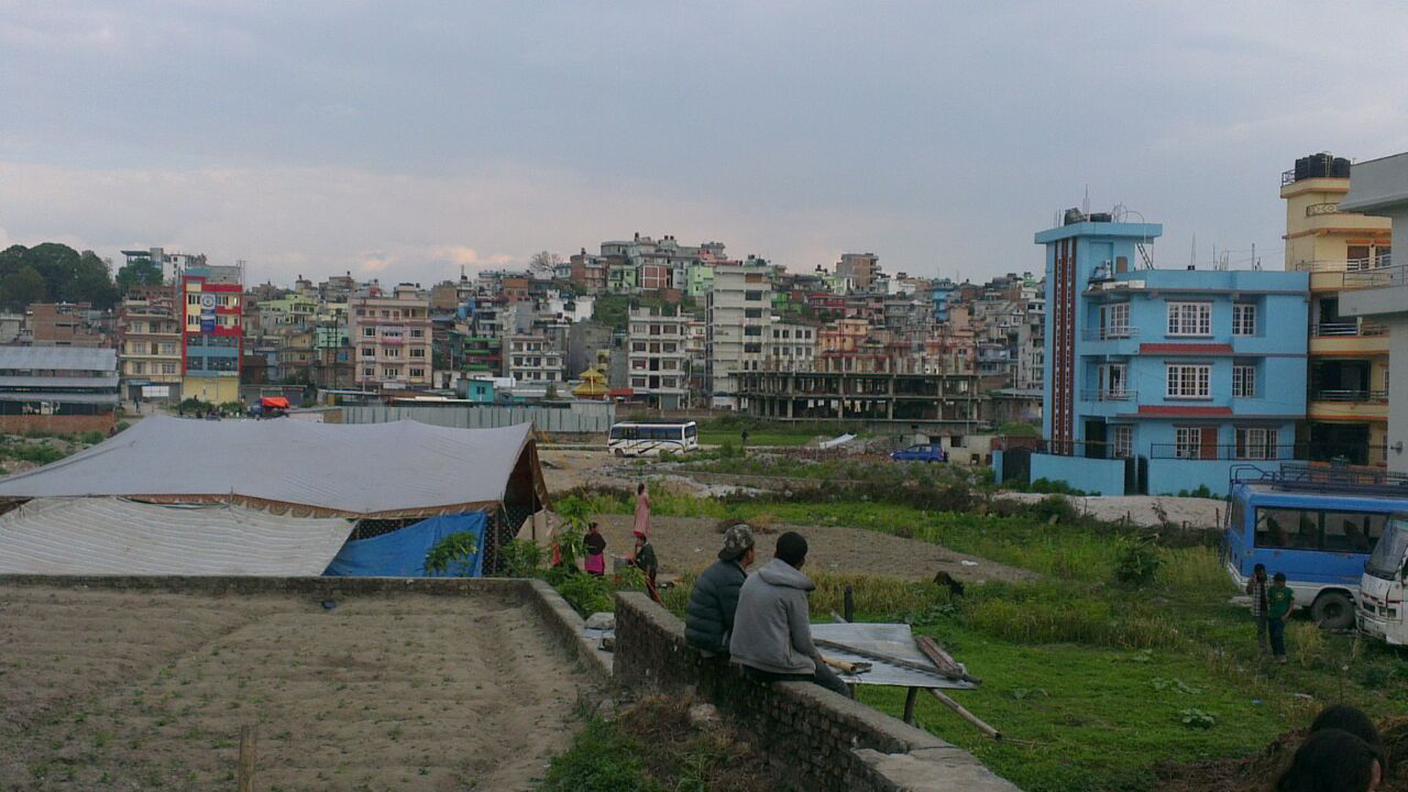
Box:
1256;508;1307;549
1229;497;1245;534
1323;512;1382;554
610;426;625;440
685;424;698;439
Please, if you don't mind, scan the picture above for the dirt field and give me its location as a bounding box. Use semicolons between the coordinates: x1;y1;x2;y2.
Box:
1;586;601;791
588;515;1035;585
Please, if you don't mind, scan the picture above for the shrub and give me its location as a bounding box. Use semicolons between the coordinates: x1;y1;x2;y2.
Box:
78;431;105;446
1027;478;1088;496
423;531;479;576
1113;535;1163;586
496;539;543;578
542;719;658;792
1029;495;1080;524
555;572;615;616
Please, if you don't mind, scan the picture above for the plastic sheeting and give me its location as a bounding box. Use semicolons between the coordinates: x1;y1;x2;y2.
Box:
324;513;487;578
0;417;534;516
0;497;353;576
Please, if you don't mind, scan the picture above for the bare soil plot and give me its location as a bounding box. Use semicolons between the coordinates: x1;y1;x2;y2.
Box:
590;515;1035;585
1;586;600;791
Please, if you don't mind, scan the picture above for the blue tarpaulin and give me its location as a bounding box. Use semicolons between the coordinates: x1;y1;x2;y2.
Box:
324;513;487;577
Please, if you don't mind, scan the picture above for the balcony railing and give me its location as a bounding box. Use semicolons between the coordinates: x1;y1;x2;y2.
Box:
1310;389;1389;403
1080;389;1137;402
1150;443;1388;466
1295;261;1403;289
1311;321;1388;338
1081;326;1138;342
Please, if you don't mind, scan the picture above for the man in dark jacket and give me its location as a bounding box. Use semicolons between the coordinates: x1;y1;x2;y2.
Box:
685;524;756;655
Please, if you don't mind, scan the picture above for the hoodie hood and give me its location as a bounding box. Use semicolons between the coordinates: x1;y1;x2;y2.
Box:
755;557;814;591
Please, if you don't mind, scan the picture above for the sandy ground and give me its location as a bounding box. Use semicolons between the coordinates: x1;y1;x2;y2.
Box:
583;514;1035;585
0;586;601;791
995;492;1225;530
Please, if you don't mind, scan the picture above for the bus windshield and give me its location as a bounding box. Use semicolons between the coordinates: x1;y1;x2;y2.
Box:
1366;519;1408;580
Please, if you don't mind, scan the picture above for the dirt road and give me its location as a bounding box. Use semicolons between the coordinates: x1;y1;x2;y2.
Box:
1;586;600;791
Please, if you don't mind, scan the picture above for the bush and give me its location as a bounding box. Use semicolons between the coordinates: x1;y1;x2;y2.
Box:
1028;478;1088;496
78;431;105;446
1176;485;1218;500
423;531;479;576
1029;495;1080;524
496;539;543;577
555;571;614;616
542;719;659;792
1113;535;1163;586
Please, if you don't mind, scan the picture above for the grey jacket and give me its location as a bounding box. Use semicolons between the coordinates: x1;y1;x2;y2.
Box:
728;558;819;675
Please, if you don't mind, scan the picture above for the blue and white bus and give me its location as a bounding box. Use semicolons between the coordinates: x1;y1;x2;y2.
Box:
1223;464;1408;629
607;421;700;457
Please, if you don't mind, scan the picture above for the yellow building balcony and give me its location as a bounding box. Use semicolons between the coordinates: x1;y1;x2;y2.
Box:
1308;391;1389;423
1308;320;1390;356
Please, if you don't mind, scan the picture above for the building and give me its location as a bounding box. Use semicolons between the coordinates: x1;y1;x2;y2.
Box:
626;306;690;409
181;263;244;403
836;253;880;292
1282;152;1394;465
735;369;982;432
707;261;773;408
503;334;566;387
0;346;119;434
117;288;182;402
1338;151;1408;474
121;248;207;284
349;283;433;392
767;318;818;372
1025;213;1309;496
28;303;107;347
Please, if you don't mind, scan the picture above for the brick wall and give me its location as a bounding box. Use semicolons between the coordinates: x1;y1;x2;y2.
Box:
615;592;1018;792
0;413;116;436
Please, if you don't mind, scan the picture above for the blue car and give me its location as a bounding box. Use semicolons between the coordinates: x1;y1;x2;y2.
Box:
890;444;947;463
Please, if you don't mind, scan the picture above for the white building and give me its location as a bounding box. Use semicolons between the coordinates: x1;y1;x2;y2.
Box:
627;306;690;409
768;318;818;372
707;261;773;408
503;334;565;385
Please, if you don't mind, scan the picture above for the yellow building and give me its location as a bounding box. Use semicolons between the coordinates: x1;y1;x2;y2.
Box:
1282;153;1393;464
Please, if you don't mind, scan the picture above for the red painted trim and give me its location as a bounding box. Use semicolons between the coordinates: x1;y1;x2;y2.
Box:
1140;343;1235;355
1137;405;1233;417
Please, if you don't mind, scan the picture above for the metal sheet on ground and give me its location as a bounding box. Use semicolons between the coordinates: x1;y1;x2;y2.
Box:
811;623;976;689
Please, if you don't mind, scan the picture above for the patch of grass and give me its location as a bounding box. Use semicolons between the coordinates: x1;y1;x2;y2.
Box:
541;719;660;792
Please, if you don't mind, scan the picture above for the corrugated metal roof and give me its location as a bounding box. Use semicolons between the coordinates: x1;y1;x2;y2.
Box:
0;376;119;389
0;346;117;372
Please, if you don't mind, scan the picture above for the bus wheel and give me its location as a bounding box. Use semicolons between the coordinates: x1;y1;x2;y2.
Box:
614;449;625;458
1311;591;1355;630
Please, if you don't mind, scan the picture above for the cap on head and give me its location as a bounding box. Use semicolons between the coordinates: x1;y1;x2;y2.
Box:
775;531;808;567
718;523;756;561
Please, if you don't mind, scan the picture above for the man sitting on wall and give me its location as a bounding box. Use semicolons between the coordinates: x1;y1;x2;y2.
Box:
729;531;850;696
684;524;756;656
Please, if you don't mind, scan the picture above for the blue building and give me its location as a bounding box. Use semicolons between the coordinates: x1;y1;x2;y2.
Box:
932;279;957;323
1019;214;1309;496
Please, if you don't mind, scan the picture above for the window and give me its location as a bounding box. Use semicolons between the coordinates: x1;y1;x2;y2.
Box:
1174;427;1203;459
383;367;399;378
1166;364;1211;399
1255;508;1385;552
743;342;763;354
162;363;177;375
409;368;424;378
1167;302;1212;336
1233;364;1256;398
1233;303;1257;336
744;326;763;336
1102;303;1131;339
744;290;764;301
1112;426;1133;458
364;367;374;377
1099;363;1128;397
1235;427;1277;460
363;327;375;337
410;348;425;358
744;308;763;319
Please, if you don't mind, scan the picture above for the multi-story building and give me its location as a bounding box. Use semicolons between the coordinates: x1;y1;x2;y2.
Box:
349;283;432;392
121;248;207;284
836;252;880;292
504;334;566;385
626;306;690;409
1281;152;1394;465
1026;213;1309;496
181;263;244;403
28;303;107;347
767;319;818;372
117;288;182;402
1339;151;1408;474
707;261;773;408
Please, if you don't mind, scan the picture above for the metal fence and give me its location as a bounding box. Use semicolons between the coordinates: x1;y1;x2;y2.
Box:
341;402;616;434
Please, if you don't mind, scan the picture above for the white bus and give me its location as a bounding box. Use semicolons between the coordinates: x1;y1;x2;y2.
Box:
608;421;699;457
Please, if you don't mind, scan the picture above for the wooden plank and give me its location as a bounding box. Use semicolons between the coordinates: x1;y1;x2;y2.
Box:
915;635;981;684
238;724;257;792
927;688;1001;741
903;686;919;725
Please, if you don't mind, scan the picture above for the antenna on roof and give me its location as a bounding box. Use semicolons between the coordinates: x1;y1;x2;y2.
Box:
1082;185;1090;215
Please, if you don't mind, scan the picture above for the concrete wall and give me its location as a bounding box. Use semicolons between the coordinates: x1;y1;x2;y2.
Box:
1145;457;1239;496
1029;452;1126;495
342;401;615;434
614;592;1017;792
1342;279;1408;475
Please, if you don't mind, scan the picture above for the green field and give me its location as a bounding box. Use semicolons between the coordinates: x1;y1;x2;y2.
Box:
555;486;1408;791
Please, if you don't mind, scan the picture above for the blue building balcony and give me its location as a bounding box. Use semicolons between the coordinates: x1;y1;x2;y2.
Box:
1078;326;1141;357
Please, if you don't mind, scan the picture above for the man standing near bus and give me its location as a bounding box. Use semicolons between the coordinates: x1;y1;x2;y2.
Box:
1246;563;1270;654
1268;572;1295;664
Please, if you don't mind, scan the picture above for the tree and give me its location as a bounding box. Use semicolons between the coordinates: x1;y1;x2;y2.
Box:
0;266;48;311
71;251;119;308
116;257;165;294
529;250;562;277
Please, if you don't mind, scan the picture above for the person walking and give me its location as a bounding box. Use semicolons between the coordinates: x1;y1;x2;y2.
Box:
684;524;756;655
633;482;653;538
583;521;607;577
1246;563;1270;654
1267;572;1295;664
728;532;850;697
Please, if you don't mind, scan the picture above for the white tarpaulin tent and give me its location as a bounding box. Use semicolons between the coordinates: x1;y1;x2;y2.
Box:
0;416;544;517
0;498;353;576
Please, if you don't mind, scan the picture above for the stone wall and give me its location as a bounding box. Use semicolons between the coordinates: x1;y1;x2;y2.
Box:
614;592;1018;792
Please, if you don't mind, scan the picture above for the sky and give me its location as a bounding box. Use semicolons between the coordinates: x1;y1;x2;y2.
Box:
2;1;1408;287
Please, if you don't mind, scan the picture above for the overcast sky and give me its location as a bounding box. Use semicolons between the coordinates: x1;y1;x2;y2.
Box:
3;1;1407;286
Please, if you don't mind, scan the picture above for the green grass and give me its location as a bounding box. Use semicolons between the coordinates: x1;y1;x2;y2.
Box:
696;431;814;447
541;719;659;792
616;491;1408;791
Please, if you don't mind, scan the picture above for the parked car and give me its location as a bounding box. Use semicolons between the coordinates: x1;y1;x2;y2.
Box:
890;444;947;463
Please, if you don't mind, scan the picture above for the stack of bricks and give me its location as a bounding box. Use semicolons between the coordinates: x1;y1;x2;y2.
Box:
614;592;1018;792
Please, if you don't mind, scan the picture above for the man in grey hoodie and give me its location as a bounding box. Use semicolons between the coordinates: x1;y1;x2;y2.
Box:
728;531;850;697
